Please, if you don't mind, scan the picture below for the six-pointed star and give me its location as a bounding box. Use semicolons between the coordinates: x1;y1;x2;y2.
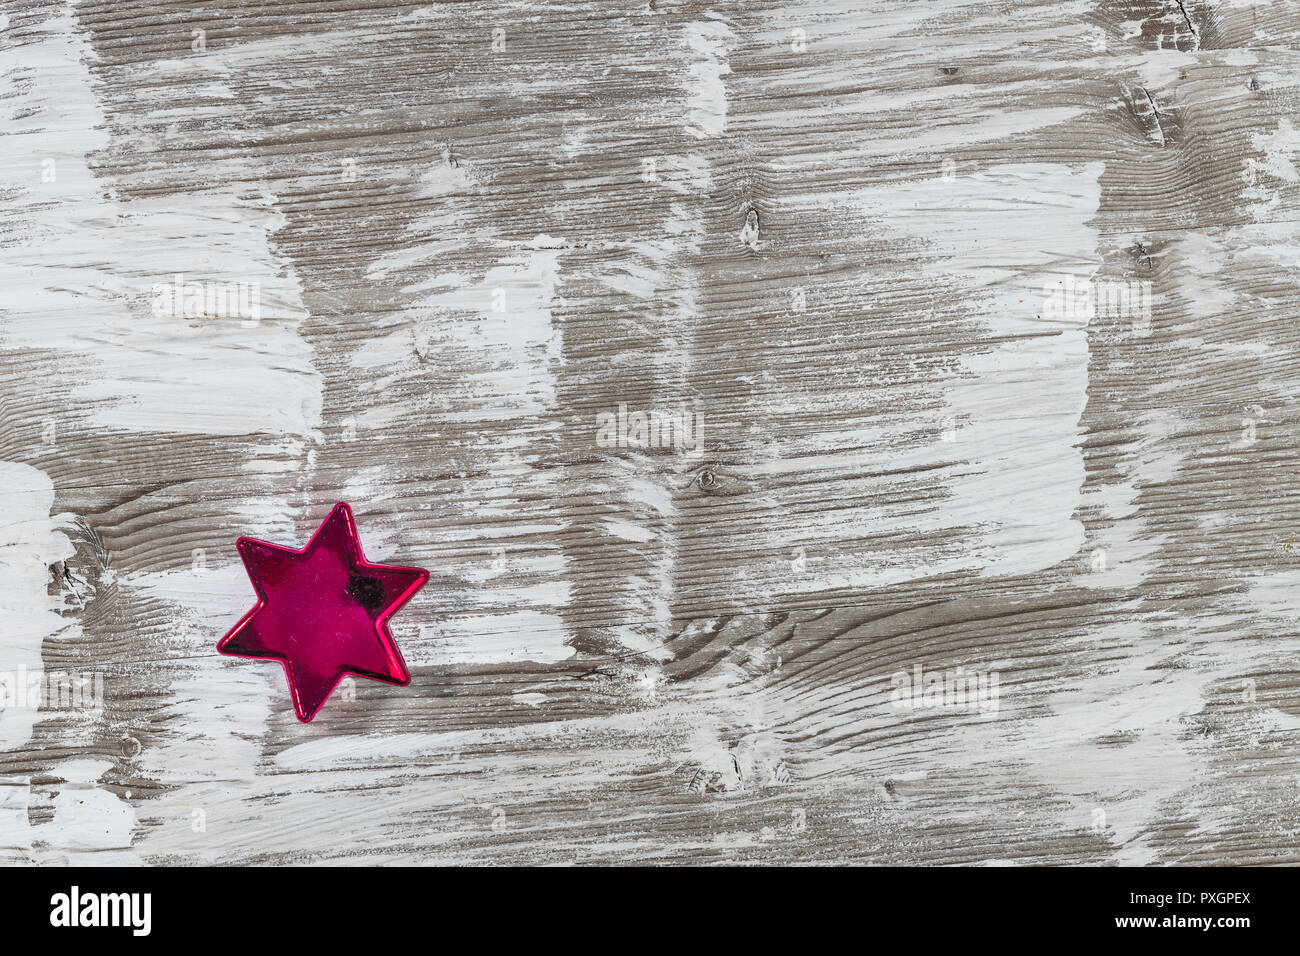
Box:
217;502;428;722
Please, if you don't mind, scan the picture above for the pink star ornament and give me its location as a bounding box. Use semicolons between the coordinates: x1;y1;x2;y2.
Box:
218;503;428;722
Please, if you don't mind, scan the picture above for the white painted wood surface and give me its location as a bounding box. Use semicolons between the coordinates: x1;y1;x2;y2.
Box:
2;0;1299;864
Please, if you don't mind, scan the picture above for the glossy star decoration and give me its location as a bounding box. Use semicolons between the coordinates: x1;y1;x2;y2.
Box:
217;502;428;722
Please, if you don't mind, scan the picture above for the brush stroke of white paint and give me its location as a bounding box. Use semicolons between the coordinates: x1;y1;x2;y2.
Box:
32;759;136;852
0;468;74;753
937;163;1101;577
0;5;322;858
684;19;736;139
772;163;1102;592
0;466;140;859
0;8;321;437
0;10;147;859
360;215;576;665
404;246;573;664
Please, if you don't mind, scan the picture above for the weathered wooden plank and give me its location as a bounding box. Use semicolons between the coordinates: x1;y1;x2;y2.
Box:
2;0;1299;865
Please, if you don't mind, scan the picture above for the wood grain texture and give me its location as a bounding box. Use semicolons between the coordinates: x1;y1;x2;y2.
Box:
3;0;1300;864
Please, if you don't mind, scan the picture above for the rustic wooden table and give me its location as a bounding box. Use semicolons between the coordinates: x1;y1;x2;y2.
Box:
2;0;1297;865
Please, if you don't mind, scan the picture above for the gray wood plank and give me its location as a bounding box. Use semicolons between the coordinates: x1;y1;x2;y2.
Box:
1;0;1298;864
